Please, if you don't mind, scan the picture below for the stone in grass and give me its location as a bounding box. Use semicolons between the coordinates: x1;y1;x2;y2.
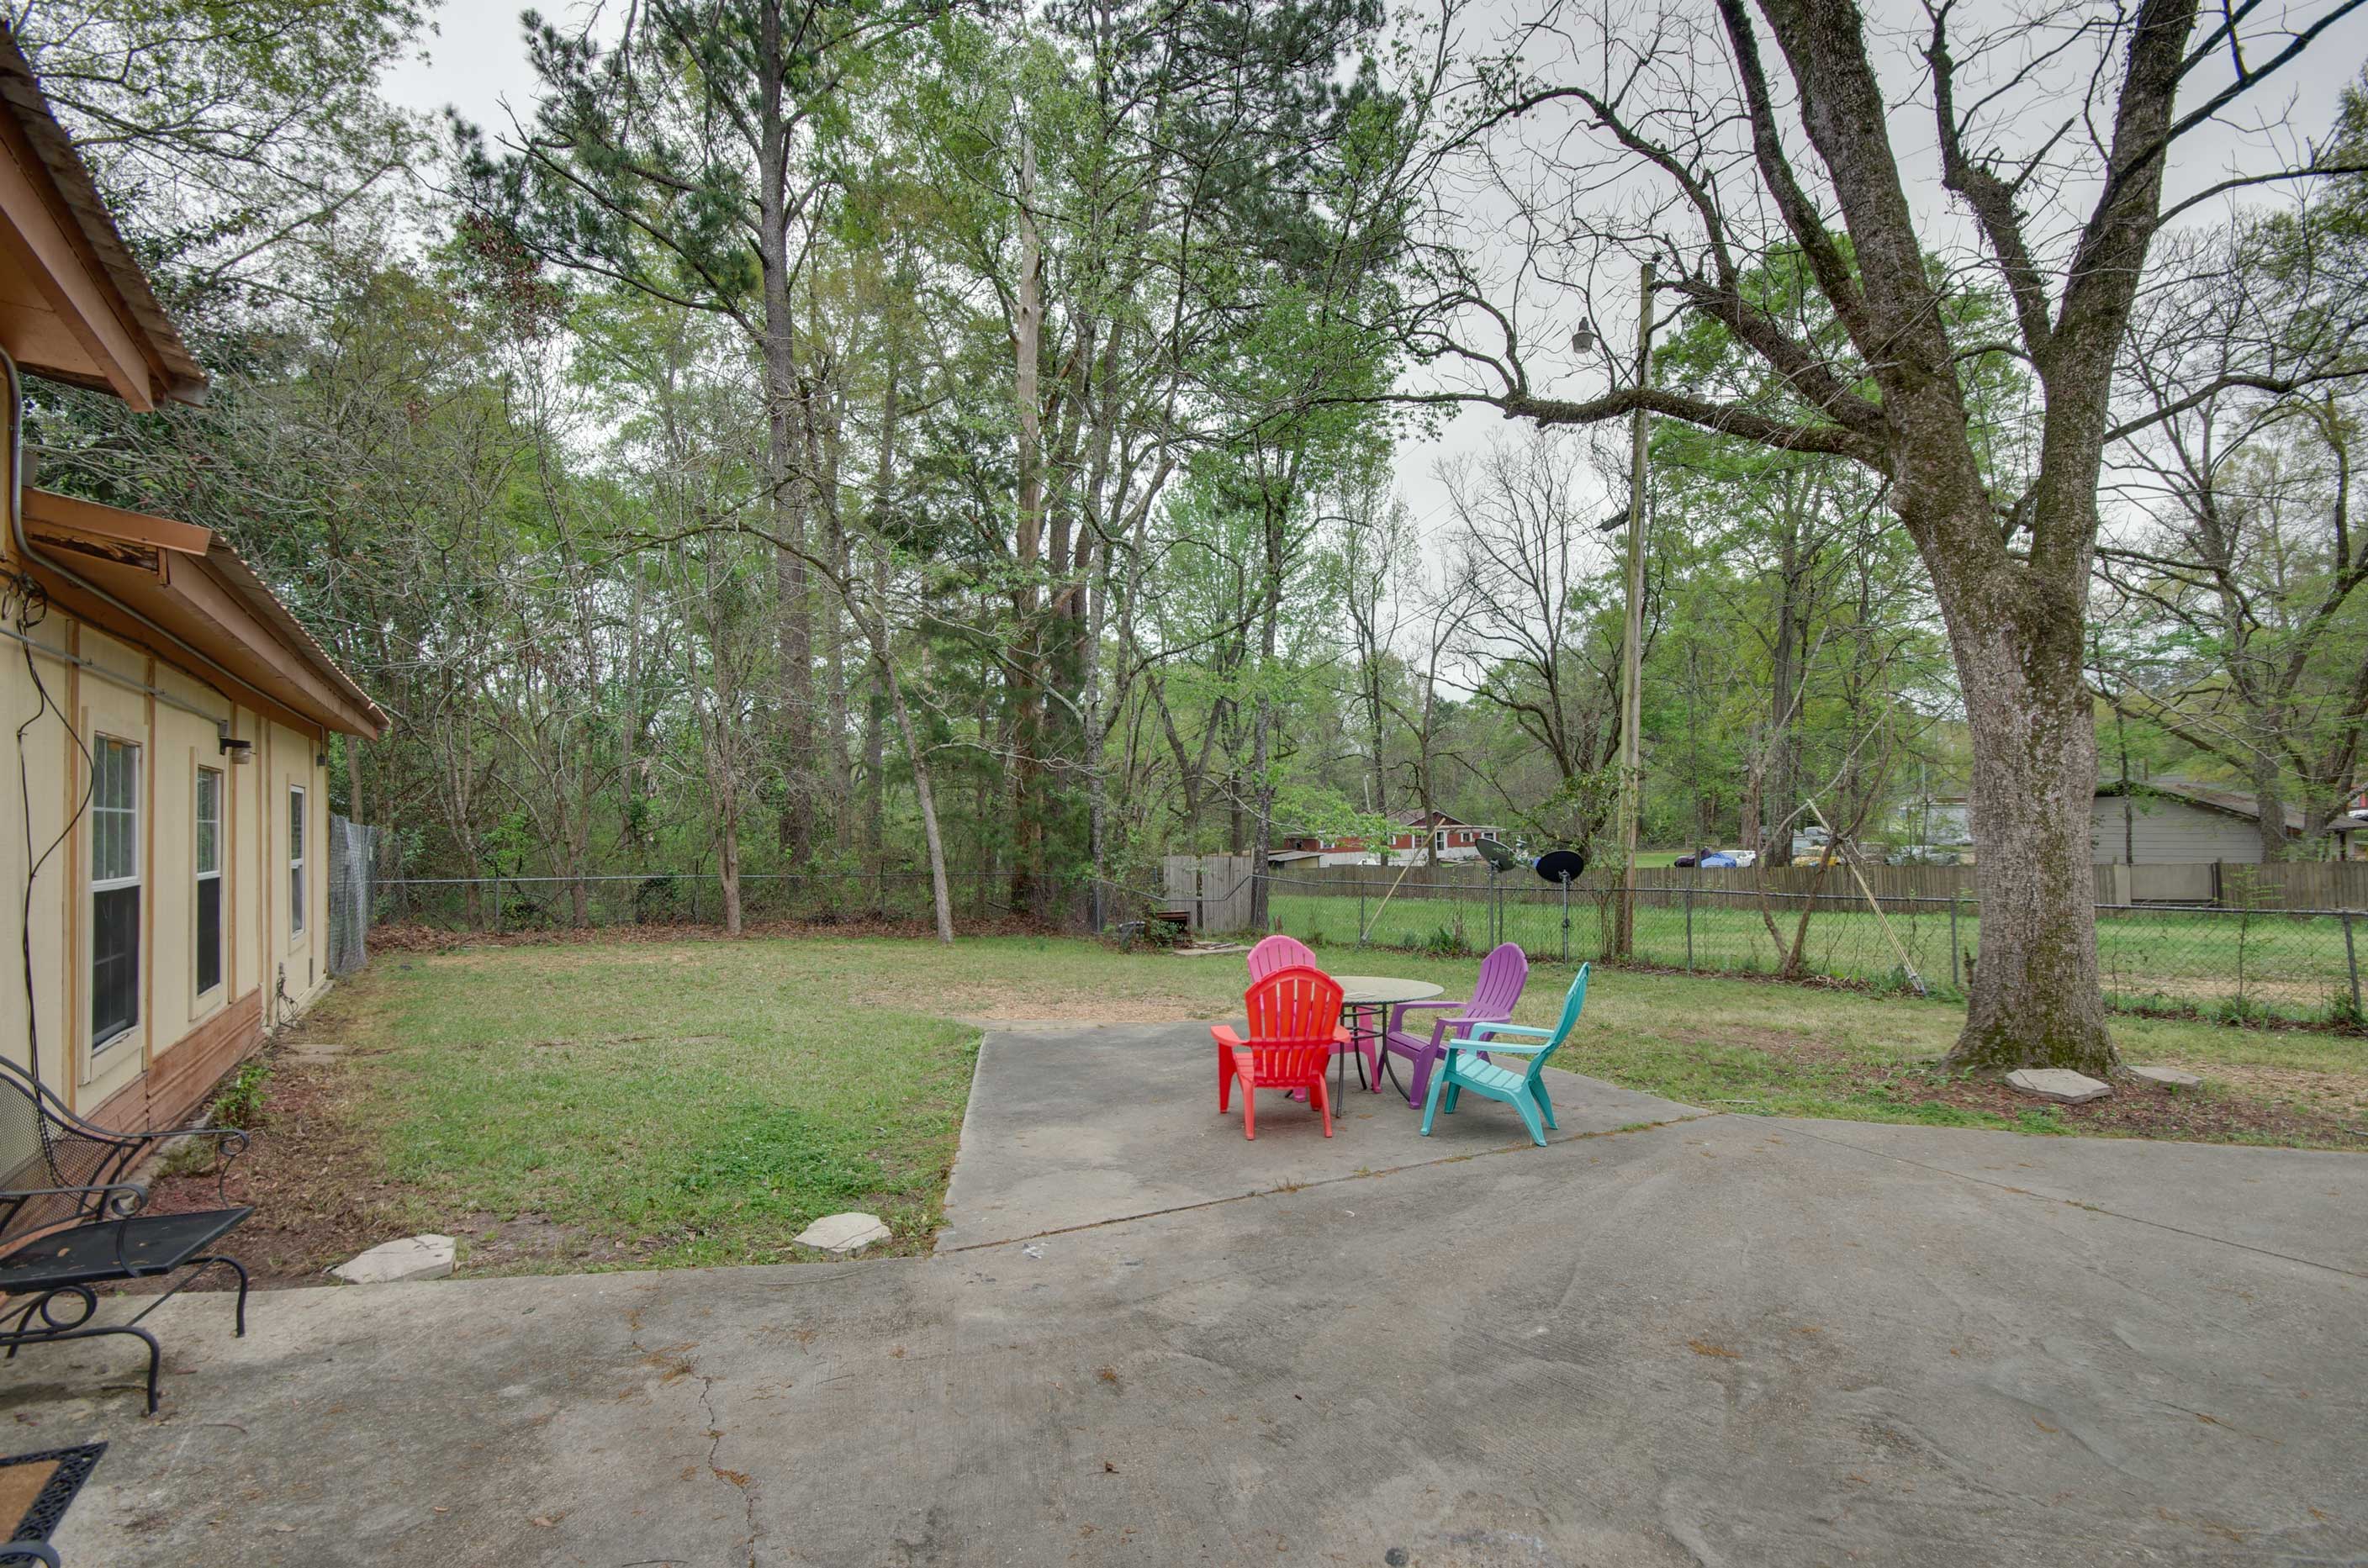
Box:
2127;1064;2202;1090
794;1212;891;1254
2006;1068;2112;1106
331;1233;456;1285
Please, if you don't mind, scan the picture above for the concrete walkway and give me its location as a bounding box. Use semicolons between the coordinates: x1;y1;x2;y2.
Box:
14;1024;2368;1566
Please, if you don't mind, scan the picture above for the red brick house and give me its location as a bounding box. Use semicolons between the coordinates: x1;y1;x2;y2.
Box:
1271;810;1503;866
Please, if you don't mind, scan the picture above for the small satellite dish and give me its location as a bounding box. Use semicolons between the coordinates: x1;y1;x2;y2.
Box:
1534;848;1587;884
1476;837;1523;874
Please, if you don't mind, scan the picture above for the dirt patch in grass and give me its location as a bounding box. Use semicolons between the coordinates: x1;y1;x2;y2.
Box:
1707;1029;2368;1148
907;982;1224;1024
2151;1061;2368;1124
1641;1017;2368;1148
1903;1067;2366;1148
135;1049;420;1291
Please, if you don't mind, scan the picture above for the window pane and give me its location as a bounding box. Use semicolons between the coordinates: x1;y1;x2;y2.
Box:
290;864;305;935
289;788;304;860
90;738;140;885
196;876;221;994
196;770;220;874
92;884;139;1043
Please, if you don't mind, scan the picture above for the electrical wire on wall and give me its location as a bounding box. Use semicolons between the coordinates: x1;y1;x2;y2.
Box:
7;565;93;1098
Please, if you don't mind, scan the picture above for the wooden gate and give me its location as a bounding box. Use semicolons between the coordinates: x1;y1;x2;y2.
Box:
1163;854;1256;934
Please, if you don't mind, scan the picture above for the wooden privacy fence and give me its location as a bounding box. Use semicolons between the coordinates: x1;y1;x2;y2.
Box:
1164;854;1256;933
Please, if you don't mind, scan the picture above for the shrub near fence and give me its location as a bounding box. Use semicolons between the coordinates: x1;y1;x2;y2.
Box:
1264;867;2368;1028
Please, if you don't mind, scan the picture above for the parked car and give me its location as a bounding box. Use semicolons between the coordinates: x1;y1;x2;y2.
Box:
1674;847;1758;869
1698;853;1737;868
1886;844;1961;867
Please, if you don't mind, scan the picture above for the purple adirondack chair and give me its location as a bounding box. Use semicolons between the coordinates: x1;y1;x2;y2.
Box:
1381;942;1530;1106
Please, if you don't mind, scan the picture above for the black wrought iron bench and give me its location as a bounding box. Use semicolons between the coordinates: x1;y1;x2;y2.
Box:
0;1056;252;1414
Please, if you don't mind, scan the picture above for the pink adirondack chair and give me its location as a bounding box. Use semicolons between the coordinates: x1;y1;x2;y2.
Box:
1246;933;1317;981
1381;942;1530;1107
1244;933;1373;1094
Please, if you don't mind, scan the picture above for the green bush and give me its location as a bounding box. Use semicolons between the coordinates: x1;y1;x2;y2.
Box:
210;1059;272;1130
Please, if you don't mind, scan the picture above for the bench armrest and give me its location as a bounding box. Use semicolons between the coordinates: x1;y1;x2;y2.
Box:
0;1181;148;1217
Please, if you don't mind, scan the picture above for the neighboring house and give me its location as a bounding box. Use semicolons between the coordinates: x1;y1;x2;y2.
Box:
1271;809;1504;866
2090;780;2315;865
1890;794;1973;847
0;30;384;1134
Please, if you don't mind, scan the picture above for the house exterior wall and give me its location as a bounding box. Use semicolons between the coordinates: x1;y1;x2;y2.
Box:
0;613;336;1128
2090;798;2266;865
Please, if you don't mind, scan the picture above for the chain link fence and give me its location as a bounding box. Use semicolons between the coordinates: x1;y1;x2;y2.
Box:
1263;870;2368;1028
373;869;1115;933
354;858;2368;1028
325;814;378;977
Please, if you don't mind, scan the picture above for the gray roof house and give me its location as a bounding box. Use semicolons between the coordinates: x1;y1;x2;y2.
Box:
2090;779;2333;864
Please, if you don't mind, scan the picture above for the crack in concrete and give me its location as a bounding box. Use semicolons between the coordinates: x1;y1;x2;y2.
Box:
625;1302;762;1568
695;1372;761;1568
938;1109;1720;1254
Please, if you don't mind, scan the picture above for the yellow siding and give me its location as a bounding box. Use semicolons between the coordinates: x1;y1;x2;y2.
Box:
0;612;338;1119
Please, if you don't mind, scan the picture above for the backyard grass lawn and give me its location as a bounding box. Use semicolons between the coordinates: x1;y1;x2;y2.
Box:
208;933;2367;1283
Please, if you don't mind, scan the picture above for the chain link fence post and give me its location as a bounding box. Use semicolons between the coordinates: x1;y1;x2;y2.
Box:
2345;908;2360;1019
1949;894;1961;990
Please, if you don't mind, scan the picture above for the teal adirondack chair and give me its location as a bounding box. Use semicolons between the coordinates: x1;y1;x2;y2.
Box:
1419;964;1588;1148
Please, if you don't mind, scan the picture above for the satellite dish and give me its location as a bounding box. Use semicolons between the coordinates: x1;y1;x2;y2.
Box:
1534;848;1587;884
1476;837;1523;873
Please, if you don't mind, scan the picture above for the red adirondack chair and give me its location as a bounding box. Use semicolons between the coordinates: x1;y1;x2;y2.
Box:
1212;965;1346;1139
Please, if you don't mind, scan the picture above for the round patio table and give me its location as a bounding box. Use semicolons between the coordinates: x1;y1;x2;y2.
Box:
1331;975;1443;1099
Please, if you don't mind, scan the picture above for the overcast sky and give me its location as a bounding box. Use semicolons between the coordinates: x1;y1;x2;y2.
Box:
379;3;2368;578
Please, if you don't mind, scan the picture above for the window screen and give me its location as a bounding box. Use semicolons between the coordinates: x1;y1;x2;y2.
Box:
91;736;140;1048
288;785;306;937
196;768;222;995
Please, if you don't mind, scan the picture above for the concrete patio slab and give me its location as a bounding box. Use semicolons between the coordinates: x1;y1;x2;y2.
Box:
1768;1116;2368;1275
936;1022;1708;1249
14;1026;2366;1567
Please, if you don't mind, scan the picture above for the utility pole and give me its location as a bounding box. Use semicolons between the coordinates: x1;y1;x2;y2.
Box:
1615;259;1653;958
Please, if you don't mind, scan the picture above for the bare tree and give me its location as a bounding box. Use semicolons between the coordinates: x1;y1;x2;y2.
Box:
2097;223;2368;857
1386;0;2368;1072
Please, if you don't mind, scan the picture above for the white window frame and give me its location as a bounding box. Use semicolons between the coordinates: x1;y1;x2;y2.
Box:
196;766;223;998
288;784;307;938
89;735;141;1052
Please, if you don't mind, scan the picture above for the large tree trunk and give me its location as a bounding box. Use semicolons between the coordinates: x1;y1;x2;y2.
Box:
757;1;814;871
1007;129;1047;914
1941;568;2116;1075
2249;746;2289;863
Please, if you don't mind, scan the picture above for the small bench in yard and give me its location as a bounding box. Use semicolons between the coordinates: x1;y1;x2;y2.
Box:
0;1056;252;1414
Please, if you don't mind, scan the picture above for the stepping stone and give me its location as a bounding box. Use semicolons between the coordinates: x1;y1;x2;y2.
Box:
2006;1068;2112;1105
331;1233;456;1285
2127;1064;2202;1090
795;1212;891;1254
